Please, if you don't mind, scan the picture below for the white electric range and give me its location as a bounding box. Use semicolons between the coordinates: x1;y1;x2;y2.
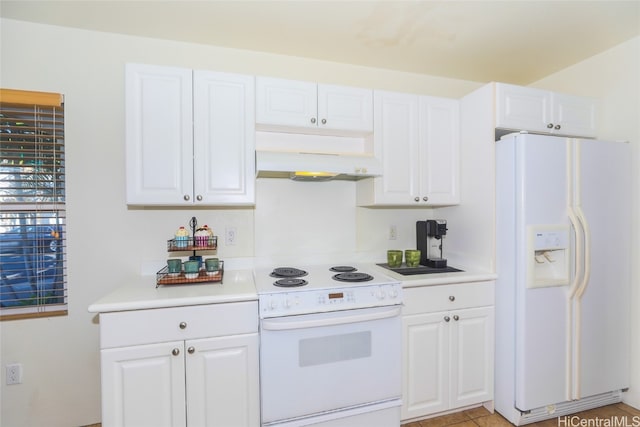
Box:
254;263;403;427
253;263;403;317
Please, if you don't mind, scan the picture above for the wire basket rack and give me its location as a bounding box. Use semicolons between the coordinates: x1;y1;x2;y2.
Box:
156;260;224;287
167;236;218;251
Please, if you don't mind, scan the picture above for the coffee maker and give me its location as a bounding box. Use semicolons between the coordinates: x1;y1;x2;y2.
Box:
416;220;448;268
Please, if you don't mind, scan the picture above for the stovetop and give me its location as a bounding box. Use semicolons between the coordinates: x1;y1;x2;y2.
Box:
254;263;399;294
253;263;403;318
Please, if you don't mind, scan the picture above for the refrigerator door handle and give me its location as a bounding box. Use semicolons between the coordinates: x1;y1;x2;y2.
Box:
574;206;591;300
566;206;584;401
572;207;591;401
567;207;584;299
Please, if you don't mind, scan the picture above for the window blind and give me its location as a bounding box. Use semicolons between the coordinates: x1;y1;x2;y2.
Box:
0;89;67;320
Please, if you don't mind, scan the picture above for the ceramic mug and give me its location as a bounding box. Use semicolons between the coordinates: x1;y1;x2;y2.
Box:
387;250;403;268
183;260;200;279
205;258;219;276
405;250;421;267
167;258;182;277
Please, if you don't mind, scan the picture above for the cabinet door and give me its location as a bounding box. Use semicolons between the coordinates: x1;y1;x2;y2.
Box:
419;96;460;205
552;93;597;137
186;334;260;427
402;311;449;419
450;306;494;409
101;342;186;427
317;84;373;133
370;91;420;205
495;83;551;133
125;64;193;205
193;71;255;205
255;77;317;129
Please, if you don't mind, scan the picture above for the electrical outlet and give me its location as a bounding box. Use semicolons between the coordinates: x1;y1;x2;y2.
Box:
389;225;398;240
225;227;237;246
6;363;22;385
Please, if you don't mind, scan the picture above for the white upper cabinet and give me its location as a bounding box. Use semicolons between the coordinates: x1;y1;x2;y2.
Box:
495;83;597;137
357;91;459;206
126;64;194;205
193;71;255;205
419;96;460;205
256;76;373;135
125;64;255;206
362;91;419;205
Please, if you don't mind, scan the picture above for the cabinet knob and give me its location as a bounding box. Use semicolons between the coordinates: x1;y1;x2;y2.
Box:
422;196;429;202
547;123;554;129
179;322;187;329
453;314;459;321
172;348;180;356
196;194;203;201
187;346;195;354
554;124;561;130
183;194;190;201
310;117;316;124
321;118;327;125
449;295;455;302
414;197;420;202
444;316;451;322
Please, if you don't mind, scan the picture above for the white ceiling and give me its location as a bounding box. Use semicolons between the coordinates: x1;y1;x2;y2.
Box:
2;0;639;85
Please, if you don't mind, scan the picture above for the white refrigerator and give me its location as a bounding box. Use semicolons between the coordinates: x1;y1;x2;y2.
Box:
495;133;632;425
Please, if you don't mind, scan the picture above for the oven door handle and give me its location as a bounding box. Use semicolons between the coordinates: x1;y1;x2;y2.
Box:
261;306;401;331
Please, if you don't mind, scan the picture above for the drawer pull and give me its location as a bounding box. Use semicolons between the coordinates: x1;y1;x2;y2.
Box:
172;348;180;356
453;314;459;321
179;322;187;330
449;296;455;302
444;315;450;322
187;346;195;354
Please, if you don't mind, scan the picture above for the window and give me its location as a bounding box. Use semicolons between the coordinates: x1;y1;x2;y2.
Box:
0;89;67;320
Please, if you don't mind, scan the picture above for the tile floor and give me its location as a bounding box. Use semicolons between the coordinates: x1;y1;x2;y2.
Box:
83;402;639;427
402;403;640;427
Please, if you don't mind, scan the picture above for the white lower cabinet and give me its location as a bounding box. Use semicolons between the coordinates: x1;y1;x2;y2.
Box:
99;302;259;427
402;282;494;422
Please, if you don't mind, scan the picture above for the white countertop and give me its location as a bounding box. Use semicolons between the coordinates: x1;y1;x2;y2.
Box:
372;263;497;288
88;269;257;313
88;264;496;314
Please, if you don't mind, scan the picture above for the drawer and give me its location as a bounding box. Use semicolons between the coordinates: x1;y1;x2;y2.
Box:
100;301;258;349
402;281;494;316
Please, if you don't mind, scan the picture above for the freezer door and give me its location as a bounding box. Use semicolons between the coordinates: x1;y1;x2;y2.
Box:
511;134;572;411
574;139;631;398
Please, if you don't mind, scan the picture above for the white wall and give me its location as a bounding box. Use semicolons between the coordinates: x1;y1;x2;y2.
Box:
531;36;640;409
0;18;480;427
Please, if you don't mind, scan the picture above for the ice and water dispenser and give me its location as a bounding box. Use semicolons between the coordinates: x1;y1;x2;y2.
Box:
527;225;570;288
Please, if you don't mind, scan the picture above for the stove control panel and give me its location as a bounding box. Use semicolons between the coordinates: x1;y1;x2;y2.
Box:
259;284;403;318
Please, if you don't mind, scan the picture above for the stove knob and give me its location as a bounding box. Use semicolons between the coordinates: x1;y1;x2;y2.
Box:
269;300;278;310
284;298;292;308
389;288;398;299
377;290;386;300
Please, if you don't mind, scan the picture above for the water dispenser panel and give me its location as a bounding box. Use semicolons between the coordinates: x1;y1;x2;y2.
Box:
527;225;570;288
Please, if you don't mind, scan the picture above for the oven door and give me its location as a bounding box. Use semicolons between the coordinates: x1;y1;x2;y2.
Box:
260;305;402;424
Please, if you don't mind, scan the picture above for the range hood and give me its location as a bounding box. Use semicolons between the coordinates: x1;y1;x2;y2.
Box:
256;151;382;181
